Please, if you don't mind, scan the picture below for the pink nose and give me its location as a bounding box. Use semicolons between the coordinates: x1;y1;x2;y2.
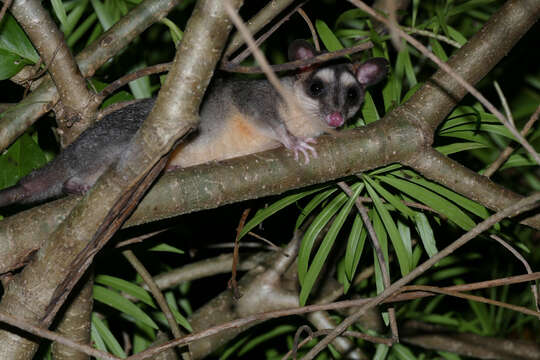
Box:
327;112;344;127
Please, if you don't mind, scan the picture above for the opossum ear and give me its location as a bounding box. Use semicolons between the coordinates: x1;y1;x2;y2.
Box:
355;58;389;88
288;40;318;61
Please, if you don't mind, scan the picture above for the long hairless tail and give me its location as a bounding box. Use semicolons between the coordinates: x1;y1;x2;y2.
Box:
0;185;27;208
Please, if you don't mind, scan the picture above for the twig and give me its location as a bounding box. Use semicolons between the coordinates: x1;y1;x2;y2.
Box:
301;193;540;359
285;325;392;360
337;181;399;343
226;1;309;66
402;285;540;318
221;41;373;73
347;0;540;166
99;63;170;99
123;250;184;340
0;311;119;360
484;104;540;177
390;272;540;302
229;208;251;299
296;8;320;51
490;234;539;311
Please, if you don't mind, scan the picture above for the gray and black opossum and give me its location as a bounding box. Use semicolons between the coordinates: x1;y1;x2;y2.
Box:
0;40;388;208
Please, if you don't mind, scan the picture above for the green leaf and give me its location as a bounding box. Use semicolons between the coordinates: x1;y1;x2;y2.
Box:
344;215;367;290
0;14;39;63
415;213;438;257
92;314;127;358
0;48;31;80
149;243;185;254
295;187;337;230
380;175;476;231
238;325;295;356
95;275;156;307
361;91;380;124
315;19;344;52
91;0;116;30
67;12;98;47
51;0;69;28
365;175;416;218
429;38;448;61
298;185;360;284
165;291;192;332
300;184;363;305
436;142;488;155
240;187;324;239
93;285;158;329
161;18;183;45
401;170;490;220
0;133;48;189
392;343;416;360
364;177;411;275
61;0;89;37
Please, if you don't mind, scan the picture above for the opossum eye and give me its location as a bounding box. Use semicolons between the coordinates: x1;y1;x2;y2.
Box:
347;87;358;102
309;80;324;97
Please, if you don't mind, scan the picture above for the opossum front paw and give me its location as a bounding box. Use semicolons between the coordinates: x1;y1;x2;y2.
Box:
289;137;318;165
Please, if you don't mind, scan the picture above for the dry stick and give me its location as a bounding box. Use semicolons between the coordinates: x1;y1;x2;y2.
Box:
122;250;184;340
484;104;540;177
347;0;540;166
403;285;540;318
337;181;399;343
229;208;250;299
221;41;373;73
391;272;540;302
397;272;540;299
286;326;392;360
489;234;539;311
297;8;320;51
0;311;119;360
226;0;309;66
302;193;540;359
99;63;170;99
247;231;285;253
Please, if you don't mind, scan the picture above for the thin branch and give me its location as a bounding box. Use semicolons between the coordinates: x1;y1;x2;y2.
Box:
285;326;392;360
297;8;320;51
403;285;540;318
229;208;251;299
337;181;399;342
484;104;540;177
0;311;119;360
490;234;539;311
226;1;309;66
221;41;373;73
123;250;184;340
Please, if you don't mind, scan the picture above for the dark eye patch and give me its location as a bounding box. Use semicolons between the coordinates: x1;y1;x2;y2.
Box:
346;87;360;102
308;79;325;97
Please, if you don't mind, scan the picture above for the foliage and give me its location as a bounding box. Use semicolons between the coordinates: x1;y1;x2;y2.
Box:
0;0;538;358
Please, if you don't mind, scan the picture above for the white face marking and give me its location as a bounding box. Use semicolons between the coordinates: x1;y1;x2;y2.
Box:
313;68;335;84
339;72;358;88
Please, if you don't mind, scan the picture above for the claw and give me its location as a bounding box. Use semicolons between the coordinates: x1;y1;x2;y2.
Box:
291;138;318;164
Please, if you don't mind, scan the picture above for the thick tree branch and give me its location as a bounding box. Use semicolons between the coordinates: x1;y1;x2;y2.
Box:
8;0;98;146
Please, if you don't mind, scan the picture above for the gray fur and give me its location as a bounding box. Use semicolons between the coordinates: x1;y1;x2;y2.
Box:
0;42;388;208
